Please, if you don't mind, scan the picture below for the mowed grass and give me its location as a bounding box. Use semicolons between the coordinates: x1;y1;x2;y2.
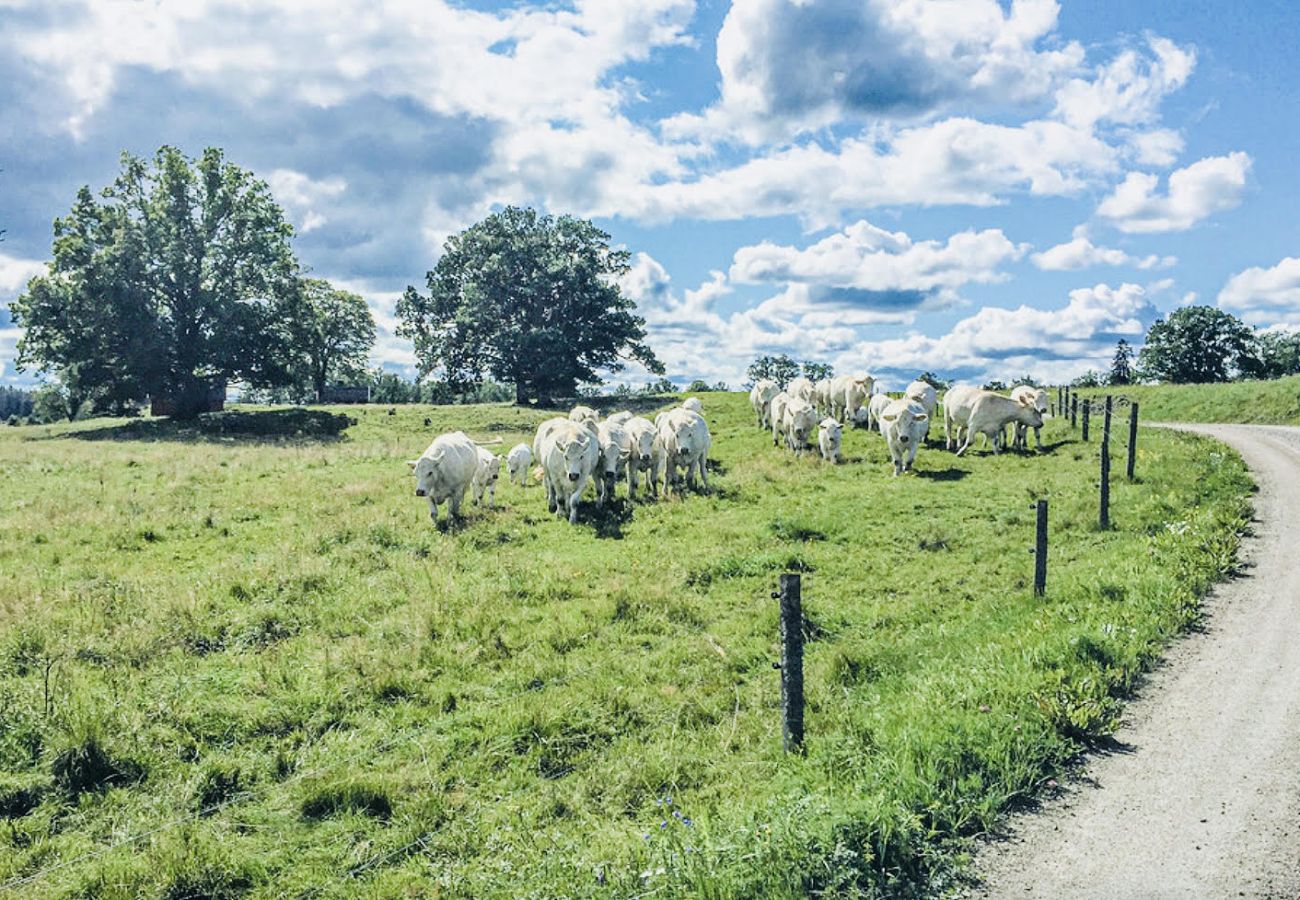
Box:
0;393;1251;898
1073;374;1300;425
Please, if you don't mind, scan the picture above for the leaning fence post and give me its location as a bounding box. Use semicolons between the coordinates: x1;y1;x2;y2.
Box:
776;573;805;753
1033;499;1048;597
1082;399;1090;441
1070;395;1078;430
1126;401;1139;481
1100;396;1113;529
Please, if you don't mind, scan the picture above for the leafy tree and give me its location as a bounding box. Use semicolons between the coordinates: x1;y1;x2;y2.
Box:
1071;370;1102;387
30;382;75;423
1138;306;1258;384
643;377;676;395
686;379;712;392
397;207;662;404
292;279;376;403
0;387;35;419
1243;329;1300;379
11;147;302;418
802;361;833;382
1009;373;1041;388
1108;339;1134;385
711;381;730;391
367;369;420;404
746;354;800;388
915;371;951;391
982;379;1009;392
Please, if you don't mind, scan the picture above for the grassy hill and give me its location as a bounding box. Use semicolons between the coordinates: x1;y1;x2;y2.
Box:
1073;375;1300;425
0;393;1251;898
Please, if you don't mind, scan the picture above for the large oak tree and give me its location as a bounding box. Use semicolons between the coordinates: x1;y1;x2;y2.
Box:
396;207;662;403
12;147;303;418
292;278;376;403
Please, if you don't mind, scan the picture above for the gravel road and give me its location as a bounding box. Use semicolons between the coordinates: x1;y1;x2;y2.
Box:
967;424;1300;900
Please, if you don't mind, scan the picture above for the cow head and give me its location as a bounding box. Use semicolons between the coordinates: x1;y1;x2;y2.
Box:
634;428;655;465
407;457;437;497
560;435;589;482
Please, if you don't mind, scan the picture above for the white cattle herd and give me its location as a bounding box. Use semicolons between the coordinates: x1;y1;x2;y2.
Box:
408;378;1049;524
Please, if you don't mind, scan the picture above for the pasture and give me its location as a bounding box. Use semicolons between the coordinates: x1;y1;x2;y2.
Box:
1073;374;1300;426
0;393;1251;898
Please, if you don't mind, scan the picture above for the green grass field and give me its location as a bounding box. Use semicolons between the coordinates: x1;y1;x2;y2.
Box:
1073;375;1300;425
0;393;1252;898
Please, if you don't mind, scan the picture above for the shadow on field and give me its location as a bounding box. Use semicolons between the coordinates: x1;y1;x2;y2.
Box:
53;409;355;444
915;467;968;481
586;497;634;540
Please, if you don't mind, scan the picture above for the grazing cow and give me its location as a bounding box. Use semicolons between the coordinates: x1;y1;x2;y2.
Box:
595;420;629;507
867;393;892;431
770;391;792;446
813;378;833;415
957;393;1045;457
878;399;929;476
540;421;600;524
656;407;711;494
904;380;937;441
787;377;815;403
749;379;780;429
506;443;532;487
782;397;818;455
829;373;875;424
607;410;634;426
470;447;502;508
569;405;600;426
682;397;703;413
407;431;481;523
941;384;982;451
818;417;843;463
620;415;660;498
1010;385;1050;450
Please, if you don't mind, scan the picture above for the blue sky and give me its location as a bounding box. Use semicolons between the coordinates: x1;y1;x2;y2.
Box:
3;0;1299;391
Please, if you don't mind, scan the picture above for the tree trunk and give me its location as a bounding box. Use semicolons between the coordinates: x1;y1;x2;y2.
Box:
515;380;528;406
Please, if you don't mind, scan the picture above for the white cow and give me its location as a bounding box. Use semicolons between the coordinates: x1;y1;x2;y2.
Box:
607;410;634;426
867;393;892;431
878;399;929;476
957;393;1045;457
506;443;532;487
682;397;703;413
470;446;502;509
540;421;601;524
787;377;815;404
569;405;600;426
830;373;875;424
407;431;481;523
782;397;818;455
769;391;792;446
812;378;833;415
941;384;983;451
1010;385;1050;450
749;379;780;429
533;416;569;462
595;420;629;507
818;418;843;463
656;407;711;494
904;380;937;441
620;415;660;498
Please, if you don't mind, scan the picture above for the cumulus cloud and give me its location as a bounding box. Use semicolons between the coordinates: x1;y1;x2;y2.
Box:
0;251;46;295
1097;152;1252;233
1125;128;1184;167
666;0;1083;142
1053;36;1195;130
266;169;347;234
1218;258;1300;325
1031;225;1175;270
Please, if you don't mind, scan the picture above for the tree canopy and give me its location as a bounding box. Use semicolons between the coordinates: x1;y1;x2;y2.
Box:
396;207;662;404
292;279;376;403
746;354;801;387
1138;306;1257;384
1108;339;1134;385
11;146;303;417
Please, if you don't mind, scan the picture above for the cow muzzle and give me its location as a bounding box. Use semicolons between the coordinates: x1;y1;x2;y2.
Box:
567;472;579;482
415;488;427;497
640;454;651;464
899;435;909;444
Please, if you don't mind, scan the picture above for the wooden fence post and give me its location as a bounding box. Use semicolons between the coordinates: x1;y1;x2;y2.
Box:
1126;401;1139;481
1100;396;1112;529
1034;499;1048;597
1070;395;1078;429
777;573;805;753
1082;399;1090;441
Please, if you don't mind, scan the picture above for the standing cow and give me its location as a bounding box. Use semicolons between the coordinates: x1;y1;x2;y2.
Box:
750;379;780;429
656;407;712;494
878;399;929;476
539;421;601;524
407;431;481;523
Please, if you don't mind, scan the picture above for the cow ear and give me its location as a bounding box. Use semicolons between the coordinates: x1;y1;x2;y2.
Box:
915;413;929;422
406;459;418;470
882;414;897;423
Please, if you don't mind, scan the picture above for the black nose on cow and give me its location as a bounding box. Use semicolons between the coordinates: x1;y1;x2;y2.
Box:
640;454;651;464
899;436;909;444
568;472;579;482
415;488;426;497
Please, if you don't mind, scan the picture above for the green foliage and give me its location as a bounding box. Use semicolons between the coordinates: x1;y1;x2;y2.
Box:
0;387;34;420
291;279;376;403
1074;376;1300;425
397;206;662;404
982;379;1008;392
0;395;1252;896
802;361;834;382
1108;339;1134;385
1245;329;1300;380
1071;370;1102;387
915;371;951;391
643;377;677;394
1139;306;1258;383
11;146;302;418
747;354;801;387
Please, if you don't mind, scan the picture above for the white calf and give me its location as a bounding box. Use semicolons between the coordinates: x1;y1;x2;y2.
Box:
595;420;629;507
1010;385;1050;450
506;443;532;487
749;379;780;429
782;397;818;455
818;418;843;463
470;446;502;508
620;416;660;498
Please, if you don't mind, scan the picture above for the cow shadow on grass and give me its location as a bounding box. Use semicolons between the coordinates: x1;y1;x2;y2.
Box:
914;467;968;481
49;408;354;445
584;497;635;540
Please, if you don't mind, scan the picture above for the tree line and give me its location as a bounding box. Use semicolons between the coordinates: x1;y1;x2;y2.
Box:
11;148;661;419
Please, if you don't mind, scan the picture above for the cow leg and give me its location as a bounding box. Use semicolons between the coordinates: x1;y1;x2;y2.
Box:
428;498;439;522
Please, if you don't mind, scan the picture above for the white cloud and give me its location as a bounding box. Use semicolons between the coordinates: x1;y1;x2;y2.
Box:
1053;36;1195;130
1218;258;1300;325
1031;225;1175;270
1097;152;1252;233
266;169;347;234
0;251;47;295
667;0;1083;143
1125;128;1184;167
